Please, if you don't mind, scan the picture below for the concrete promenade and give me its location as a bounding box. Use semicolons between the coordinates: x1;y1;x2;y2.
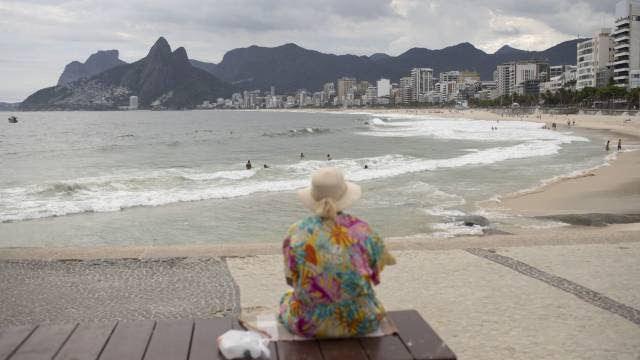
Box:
1;230;639;359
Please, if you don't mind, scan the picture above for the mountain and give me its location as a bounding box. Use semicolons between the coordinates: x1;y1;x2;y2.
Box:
57;50;127;85
0;102;20;111
190;59;218;74
369;53;391;62
199;39;583;92
21;37;235;110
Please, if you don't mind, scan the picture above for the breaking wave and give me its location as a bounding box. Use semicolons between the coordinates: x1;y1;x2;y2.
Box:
263;127;331;137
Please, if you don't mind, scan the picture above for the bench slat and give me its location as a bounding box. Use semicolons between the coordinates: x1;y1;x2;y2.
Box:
99;320;154;360
54;321;116;360
189;318;232;360
389;310;457;360
276;341;323;360
318;339;367;360
10;323;77;360
144;319;193;360
0;325;37;360
359;335;413;360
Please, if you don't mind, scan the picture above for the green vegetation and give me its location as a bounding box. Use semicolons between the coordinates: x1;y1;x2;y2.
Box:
470;85;640;109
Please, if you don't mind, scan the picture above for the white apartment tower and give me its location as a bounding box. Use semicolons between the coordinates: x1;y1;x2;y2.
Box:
376;78;391;98
576;29;614;90
410;68;433;102
496;60;549;96
613;0;640;88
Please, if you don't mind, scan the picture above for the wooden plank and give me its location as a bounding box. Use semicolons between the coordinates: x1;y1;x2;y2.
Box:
99;320;155;360
359;336;413;360
388;310;457;360
189;318;232;360
0;325;37;360
10;323;77;360
144;319;193;360
276;341;323;360
232;318;277;360
318;339;367;360
54;321;117;360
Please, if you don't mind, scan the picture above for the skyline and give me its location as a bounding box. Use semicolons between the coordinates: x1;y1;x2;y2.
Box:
1;0;615;102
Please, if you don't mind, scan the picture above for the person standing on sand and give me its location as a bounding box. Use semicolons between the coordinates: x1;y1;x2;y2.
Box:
605;140;610;151
618;139;622;151
300;152;305;159
278;167;395;338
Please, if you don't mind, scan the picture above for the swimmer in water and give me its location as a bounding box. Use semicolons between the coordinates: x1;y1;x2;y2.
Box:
246;160;252;170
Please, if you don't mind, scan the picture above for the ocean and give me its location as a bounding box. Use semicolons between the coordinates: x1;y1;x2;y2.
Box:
0;110;608;247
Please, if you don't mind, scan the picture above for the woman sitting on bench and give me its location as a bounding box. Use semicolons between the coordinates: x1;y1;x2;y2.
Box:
278;167;395;338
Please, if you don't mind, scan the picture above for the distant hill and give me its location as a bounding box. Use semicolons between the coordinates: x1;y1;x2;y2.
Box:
0;102;20;111
195;39;583;92
189;59;218;74
21;38;235;110
58;50;127;85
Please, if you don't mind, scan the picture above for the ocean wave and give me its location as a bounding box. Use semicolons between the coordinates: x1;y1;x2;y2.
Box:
262;127;331;137
359;116;588;143
0;139;577;222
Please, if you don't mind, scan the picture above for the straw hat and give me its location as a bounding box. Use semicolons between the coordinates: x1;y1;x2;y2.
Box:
297;167;361;212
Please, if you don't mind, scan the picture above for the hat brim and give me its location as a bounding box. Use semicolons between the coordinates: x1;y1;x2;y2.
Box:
297;181;361;213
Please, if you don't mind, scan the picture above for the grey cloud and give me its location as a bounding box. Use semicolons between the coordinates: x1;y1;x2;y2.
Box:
0;0;623;101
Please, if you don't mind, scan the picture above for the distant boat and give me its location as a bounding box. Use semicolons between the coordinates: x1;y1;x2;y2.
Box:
8;116;17;123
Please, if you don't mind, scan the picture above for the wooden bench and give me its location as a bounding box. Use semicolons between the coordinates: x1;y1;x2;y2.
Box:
0;310;456;359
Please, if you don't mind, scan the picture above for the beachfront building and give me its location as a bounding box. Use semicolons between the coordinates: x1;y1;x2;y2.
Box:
541;66;578;93
613;0;640;88
377;78;391;98
399;76;412;104
577;29;614;90
129;96;138;109
439;70;461;84
410;68;434;102
336;77;356;104
496;60;549;96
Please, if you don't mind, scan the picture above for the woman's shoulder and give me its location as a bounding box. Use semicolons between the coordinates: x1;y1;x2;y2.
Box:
336;213;375;233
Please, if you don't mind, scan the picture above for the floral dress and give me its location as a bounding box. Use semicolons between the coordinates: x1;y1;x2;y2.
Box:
278;213;387;338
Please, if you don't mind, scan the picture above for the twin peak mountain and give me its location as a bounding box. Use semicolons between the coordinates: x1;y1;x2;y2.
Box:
20;37;581;110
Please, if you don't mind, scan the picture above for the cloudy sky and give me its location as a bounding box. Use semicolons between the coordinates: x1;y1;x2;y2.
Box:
0;0;616;102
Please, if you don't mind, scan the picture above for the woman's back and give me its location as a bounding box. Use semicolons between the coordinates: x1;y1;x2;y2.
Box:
279;213;387;338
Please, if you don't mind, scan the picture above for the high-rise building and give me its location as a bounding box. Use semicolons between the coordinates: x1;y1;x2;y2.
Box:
577;28;614;90
270;86;275;97
410;68;433;102
376;78;391;98
439;71;461;84
399;77;412;104
129;96;138;109
613;0;640;88
336;77;356;104
496;60;549;96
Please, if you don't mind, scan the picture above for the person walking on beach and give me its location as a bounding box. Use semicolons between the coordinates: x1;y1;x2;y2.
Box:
300;152;305;159
618;139;622;151
246;160;252;170
605;140;610;151
327;154;332;161
278;167;395;338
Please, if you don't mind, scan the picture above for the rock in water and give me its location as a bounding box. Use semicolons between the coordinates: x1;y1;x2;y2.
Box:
454;215;490;227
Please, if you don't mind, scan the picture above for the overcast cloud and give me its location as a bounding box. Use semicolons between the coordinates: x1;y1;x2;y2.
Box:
0;0;615;102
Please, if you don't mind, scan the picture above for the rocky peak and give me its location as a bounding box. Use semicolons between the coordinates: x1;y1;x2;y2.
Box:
146;37;172;60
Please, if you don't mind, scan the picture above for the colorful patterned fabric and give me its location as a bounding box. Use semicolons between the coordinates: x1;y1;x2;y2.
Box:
278;213;388;338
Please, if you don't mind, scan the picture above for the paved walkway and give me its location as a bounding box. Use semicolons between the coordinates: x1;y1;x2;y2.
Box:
227;242;640;360
1;239;639;359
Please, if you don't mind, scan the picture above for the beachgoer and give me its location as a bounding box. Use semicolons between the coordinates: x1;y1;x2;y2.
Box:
264;164;269;168
300;152;305;159
246;160;252;170
327;154;332;161
364;164;369;169
278;167;395;338
573;121;576;126
605;140;610;151
617;139;622;151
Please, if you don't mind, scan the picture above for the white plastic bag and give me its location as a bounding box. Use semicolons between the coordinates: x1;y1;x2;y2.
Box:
217;330;271;359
